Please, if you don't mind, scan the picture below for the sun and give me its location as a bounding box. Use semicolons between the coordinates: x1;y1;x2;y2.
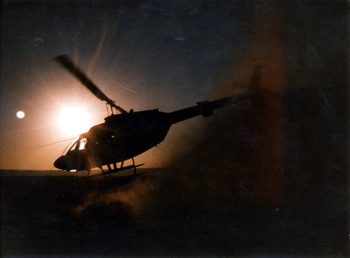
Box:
58;107;90;136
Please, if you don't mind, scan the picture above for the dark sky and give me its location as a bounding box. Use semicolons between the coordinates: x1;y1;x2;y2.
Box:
1;0;257;170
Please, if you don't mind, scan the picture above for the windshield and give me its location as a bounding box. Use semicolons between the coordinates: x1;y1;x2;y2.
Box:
62;137;79;155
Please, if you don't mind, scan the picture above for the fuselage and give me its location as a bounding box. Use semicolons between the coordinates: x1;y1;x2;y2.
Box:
54;109;172;171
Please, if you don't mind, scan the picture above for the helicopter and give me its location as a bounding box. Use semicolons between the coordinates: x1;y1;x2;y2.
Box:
53;55;263;177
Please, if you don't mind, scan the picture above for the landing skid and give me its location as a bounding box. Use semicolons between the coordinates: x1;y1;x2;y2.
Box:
103;163;144;176
92;158;144;178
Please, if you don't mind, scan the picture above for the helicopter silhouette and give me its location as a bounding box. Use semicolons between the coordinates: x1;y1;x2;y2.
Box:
53;55;263;177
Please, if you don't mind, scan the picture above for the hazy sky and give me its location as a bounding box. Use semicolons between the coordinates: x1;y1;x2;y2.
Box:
1;1;257;170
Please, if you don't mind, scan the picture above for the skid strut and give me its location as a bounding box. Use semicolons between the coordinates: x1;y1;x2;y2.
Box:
132;158;136;175
97;159;144;178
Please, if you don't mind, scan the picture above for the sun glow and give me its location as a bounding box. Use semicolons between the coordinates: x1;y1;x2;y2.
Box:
58;107;90;136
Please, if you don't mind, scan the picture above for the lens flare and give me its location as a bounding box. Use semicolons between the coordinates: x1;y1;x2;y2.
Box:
16;111;25;119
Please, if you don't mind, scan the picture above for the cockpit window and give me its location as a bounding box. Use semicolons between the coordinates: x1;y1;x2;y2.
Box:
62;137;79;155
79;138;87;150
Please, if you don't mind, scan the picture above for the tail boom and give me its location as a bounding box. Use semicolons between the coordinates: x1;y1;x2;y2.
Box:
169;64;264;125
169;93;250;125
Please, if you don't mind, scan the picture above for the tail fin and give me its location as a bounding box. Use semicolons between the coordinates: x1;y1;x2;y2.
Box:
248;63;262;95
248;63;265;110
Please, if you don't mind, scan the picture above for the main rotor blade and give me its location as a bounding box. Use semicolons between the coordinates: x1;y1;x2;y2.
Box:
35;138;76;149
54;55;127;114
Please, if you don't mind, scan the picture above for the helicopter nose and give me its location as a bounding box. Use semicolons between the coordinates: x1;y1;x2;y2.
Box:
54;156;68;170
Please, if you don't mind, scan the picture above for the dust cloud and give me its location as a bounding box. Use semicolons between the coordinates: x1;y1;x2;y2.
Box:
155;0;286;213
70;0;347;229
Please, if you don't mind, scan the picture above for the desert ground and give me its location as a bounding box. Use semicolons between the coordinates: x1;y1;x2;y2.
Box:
1;167;347;257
